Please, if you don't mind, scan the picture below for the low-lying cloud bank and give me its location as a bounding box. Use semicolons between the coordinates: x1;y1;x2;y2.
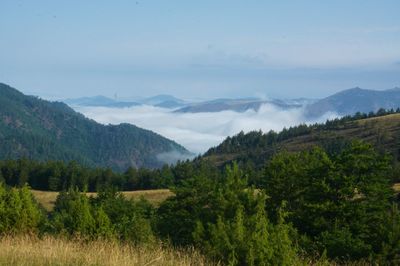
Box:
75;104;337;155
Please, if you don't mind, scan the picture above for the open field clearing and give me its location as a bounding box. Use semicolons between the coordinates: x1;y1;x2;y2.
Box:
33;183;400;212
0;235;214;266
31;189;174;211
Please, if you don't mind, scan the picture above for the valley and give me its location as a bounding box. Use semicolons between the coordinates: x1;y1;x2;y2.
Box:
2;1;400;264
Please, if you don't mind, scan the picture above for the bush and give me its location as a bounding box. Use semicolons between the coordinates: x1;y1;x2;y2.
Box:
93;190;155;244
50;188;155;244
50;188;98;237
0;183;44;234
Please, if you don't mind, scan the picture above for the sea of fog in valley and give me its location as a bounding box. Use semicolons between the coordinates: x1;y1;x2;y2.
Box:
74;104;338;155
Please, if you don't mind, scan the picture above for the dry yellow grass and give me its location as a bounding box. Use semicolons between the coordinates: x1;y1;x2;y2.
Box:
357;113;400;124
0;235;215;266
0;235;372;266
31;189;174;211
393;183;400;193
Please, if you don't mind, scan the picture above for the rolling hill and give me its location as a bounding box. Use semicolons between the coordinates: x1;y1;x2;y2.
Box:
0;83;190;170
202;112;400;169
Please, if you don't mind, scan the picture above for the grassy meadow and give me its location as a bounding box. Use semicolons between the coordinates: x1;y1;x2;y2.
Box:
31;189;174;211
32;185;400;212
0;235;214;266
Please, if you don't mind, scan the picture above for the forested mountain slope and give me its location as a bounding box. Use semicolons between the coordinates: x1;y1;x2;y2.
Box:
0;83;189;170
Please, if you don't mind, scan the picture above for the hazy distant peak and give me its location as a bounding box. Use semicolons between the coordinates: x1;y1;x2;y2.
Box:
146;94;180;100
305;87;400;118
63;96;140;108
174;98;303;113
136;94;186;108
65;95;114;104
141;94;185;105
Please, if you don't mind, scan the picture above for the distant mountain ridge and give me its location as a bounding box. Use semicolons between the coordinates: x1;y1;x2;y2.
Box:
64;94;313;113
174;87;400;115
63;87;400;118
0;83;190;170
305;87;400;118
64;96;140;108
65;94;187;109
138;94;186;108
174;98;303;113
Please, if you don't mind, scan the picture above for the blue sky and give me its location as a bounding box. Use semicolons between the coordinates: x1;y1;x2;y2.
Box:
1;0;399;100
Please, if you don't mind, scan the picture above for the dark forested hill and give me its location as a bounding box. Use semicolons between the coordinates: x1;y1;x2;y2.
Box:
0;83;190;170
202;111;400;169
305;87;400;118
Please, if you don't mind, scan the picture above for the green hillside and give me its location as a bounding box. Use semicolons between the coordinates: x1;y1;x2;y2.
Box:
0;83;190;170
203;111;400;169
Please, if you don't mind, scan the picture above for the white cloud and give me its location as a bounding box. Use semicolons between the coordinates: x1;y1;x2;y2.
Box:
75;105;335;154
